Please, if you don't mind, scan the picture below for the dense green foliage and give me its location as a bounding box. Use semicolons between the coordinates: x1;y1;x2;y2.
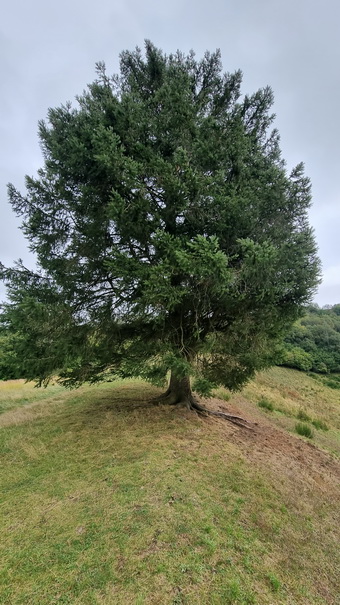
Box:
0;328;22;380
280;304;340;374
0;42;320;393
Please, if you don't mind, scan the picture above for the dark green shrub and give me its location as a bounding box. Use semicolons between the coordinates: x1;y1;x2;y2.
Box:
311;360;328;373
281;347;313;371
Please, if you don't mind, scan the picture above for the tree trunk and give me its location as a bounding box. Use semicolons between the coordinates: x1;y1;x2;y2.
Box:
153;371;253;429
156;371;195;408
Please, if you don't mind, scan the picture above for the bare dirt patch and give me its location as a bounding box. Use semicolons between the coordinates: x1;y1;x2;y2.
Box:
204;395;340;484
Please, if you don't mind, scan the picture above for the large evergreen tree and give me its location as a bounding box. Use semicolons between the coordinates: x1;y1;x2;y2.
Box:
1;42;320;411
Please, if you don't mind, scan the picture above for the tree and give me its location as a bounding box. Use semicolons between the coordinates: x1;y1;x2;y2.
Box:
0;326;22;380
1;42;320;415
280;305;340;373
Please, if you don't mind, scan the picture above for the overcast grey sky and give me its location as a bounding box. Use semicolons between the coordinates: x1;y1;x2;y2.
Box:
1;0;339;305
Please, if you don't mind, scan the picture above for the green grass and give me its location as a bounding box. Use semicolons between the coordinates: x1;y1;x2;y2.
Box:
1;371;339;604
242;366;340;457
257;398;274;412
312;419;329;431
0;379;65;414
295;422;314;439
296;409;311;422
324;379;340;389
309;372;340;390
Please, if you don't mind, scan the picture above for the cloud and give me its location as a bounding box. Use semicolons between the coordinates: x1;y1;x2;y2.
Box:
322;265;340;288
1;0;340;306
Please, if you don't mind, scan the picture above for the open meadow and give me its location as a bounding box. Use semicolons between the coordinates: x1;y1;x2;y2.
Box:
1;368;339;604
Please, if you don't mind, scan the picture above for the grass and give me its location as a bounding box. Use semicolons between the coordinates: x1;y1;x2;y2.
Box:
242;366;340;457
308;372;340;390
257;398;274;412
0;379;64;414
296;409;311;422
1;370;340;604
312;419;329;431
295;422;314;439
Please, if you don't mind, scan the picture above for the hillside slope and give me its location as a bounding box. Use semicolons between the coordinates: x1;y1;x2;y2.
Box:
1;368;339;604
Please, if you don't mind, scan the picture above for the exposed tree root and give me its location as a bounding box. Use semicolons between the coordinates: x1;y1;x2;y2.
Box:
189;399;254;430
151;390;253;430
150;391;180;406
151;373;253;429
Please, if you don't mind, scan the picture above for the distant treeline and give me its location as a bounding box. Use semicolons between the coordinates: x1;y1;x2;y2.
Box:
0;330;21;381
280;304;340;374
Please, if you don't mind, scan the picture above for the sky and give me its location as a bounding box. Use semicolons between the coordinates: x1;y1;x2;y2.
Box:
1;0;339;305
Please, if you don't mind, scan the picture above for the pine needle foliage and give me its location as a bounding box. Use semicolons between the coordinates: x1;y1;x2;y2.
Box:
1;42;320;394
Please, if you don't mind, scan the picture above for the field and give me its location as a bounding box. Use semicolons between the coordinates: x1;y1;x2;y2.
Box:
0;368;339;604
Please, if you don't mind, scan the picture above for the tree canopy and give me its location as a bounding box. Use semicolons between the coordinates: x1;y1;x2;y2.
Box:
0;42;320;407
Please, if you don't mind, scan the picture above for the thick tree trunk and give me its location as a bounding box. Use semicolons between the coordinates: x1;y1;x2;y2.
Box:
156;372;196;409
169;373;194;407
153;371;253;429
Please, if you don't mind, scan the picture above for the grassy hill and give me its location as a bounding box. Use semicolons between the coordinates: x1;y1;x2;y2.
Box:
1;368;339;604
